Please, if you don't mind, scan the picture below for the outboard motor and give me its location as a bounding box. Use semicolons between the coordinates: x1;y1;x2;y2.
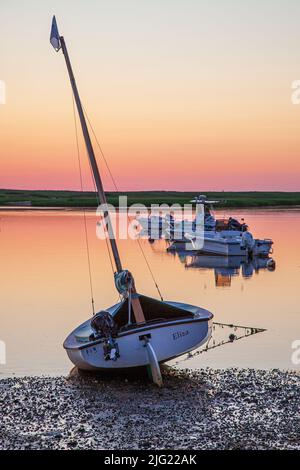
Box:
266;258;276;271
241;228;255;258
90;311;120;361
228;217;243;231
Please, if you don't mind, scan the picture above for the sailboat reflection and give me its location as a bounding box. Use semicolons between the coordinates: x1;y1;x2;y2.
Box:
170;252;276;287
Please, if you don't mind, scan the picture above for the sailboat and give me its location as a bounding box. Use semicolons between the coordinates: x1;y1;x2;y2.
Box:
50;17;213;386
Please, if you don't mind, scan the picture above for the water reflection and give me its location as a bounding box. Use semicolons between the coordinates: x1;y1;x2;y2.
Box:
170;252;276;287
0;208;299;375
143;235;276;287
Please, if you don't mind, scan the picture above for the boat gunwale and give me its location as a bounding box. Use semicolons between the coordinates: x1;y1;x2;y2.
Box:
64;314;213;351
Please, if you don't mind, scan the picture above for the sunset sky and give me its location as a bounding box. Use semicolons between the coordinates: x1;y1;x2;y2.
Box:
1;0;300;191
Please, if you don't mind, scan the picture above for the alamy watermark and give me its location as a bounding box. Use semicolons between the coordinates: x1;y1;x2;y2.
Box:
0;80;6;104
0;340;6;365
95;196;205;250
291;339;300;365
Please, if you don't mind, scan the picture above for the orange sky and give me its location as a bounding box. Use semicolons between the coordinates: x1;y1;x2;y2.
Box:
1;0;300;191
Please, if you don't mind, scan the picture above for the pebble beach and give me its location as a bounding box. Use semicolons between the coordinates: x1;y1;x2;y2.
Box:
0;367;299;450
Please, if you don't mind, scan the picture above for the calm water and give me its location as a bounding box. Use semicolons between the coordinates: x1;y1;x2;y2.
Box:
1;208;299;377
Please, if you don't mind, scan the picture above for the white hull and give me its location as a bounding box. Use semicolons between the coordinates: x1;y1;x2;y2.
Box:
137;212;273;258
201;237;272;257
64;302;213;371
138;218;198;238
168;232;273;257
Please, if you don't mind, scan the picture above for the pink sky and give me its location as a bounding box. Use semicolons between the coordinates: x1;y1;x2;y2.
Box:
1;0;300;191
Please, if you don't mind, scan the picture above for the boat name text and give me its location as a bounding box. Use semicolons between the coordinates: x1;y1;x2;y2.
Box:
173;330;189;340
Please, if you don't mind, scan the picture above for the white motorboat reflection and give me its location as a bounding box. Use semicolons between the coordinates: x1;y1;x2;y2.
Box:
169;252;276;287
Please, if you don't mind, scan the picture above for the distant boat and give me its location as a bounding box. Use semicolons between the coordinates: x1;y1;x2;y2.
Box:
50;17;213;386
168;230;273;257
138;195;273;257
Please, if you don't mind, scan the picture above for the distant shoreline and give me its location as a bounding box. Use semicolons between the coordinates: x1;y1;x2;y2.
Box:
1;189;300;208
1;205;300;212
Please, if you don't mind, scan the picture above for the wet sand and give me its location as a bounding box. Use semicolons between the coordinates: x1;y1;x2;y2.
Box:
0;368;299;450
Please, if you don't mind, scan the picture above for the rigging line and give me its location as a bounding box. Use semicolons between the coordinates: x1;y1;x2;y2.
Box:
83;154;121;298
83;107;119;192
213;321;266;332
72;95;95;315
99;211;117;279
134;240;164;301
76;110;117;281
88;164;117;280
83;107;163;301
174;323;265;365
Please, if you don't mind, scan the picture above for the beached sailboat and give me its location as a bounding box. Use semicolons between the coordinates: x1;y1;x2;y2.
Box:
50;17;213;386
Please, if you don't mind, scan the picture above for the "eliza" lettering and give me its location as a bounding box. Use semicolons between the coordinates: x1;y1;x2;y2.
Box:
173;330;189;340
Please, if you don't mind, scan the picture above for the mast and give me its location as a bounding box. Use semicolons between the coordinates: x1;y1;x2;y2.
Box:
59;35;122;274
50;17;146;323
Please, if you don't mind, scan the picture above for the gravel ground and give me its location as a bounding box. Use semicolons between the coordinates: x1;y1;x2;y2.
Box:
0;367;299;450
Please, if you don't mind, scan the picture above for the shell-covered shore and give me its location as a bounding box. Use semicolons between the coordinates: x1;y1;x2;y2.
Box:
0;368;299;450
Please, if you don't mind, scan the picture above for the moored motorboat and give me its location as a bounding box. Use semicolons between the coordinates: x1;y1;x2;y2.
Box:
137;195;273;257
168;231;273;257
